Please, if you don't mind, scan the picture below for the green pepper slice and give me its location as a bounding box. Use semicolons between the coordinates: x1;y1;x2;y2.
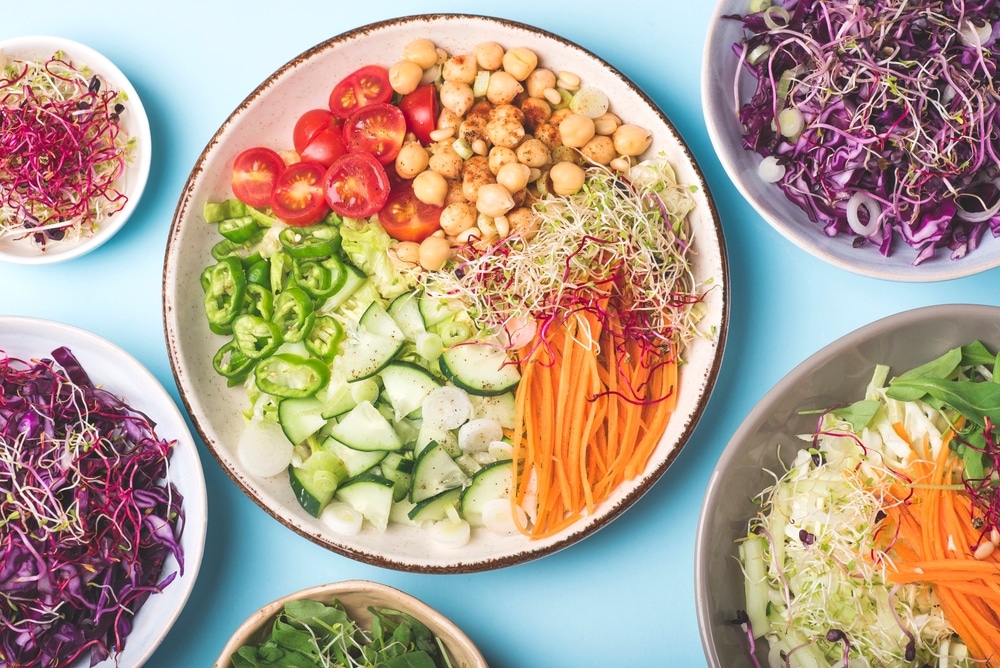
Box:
233;314;283;359
212;339;255;386
304;316;345;363
293;260;345;299
245;259;271;289
202;256;247;331
218;215;260;243
243;283;274;320
270;249;294;296
203;199;247;224
278;223;341;260
272;287;315;343
254;353;330;398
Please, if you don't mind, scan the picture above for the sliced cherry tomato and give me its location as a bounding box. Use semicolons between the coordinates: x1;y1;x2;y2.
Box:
378;181;444;242
342;103;406;165
300;127;347;167
231;147;285;208
269;161;330;227
398;84;439;145
328;65;393;120
323;152;391;219
293;109;337;153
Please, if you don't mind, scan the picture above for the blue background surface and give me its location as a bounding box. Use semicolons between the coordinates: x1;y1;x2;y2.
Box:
4;2;1000;666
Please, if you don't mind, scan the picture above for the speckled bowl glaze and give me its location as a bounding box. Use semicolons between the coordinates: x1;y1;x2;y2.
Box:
703;1;1000;282
0;36;151;264
0;316;207;668
163;14;728;573
213;580;488;668
695;304;1000;666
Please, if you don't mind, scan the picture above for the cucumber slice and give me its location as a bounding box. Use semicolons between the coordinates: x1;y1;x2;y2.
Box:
322;436;386;478
408;486;462;522
278;396;328;445
289;450;348;517
338;301;405;380
379;361;441;420
410;442;469;504
380;451;414;502
335;473;395;532
418;292;463;327
318;381;358;419
471;392;518;429
460;459;513;526
329;401;403;452
440;343;521;396
387;290;426;341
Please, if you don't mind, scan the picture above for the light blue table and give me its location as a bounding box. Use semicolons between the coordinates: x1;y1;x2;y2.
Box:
5;2;999;666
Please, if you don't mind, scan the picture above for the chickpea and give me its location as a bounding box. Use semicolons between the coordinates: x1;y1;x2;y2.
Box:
439;80;475;116
491;103;525;125
428;145;464;180
444;179;468;205
558;113;596;149
549;160;586;196
502;46;538;81
437;107;462;133
395;142;430;179
475;183;515;217
519;97;551;130
413;169;449;206
461;155;495;201
515;138;551;168
389;60;424;95
442;54;478;84
486;116;525;149
486;71;523;105
394;241;420;265
532;122;562;150
579;135;616;165
496;162;531;193
525;68;557;98
488;146;518;175
474;41;505;71
418;236;452;271
507;206;540;241
458;114;489;145
549;108;573;126
613;124;653;157
402;38;439;69
439;202;478;236
593;112;622;136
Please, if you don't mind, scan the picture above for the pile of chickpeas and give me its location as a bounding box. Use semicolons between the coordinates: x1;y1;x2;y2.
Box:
384;38;655;272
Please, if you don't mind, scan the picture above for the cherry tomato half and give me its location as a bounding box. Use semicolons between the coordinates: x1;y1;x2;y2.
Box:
323;152;391;219
342;103;406;165
328;65;393;120
270;161;330;227
300;127;347;167
231;146;285;208
293;109;337;153
378;181;444;242
398;84;439;145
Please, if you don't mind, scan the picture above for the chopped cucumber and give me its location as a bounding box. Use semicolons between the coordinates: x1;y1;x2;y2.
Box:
460;459;513;526
278;396;327;445
322;436;386;478
329;400;402;452
387;290;427;340
338;301;405;380
471;392;517;429
321;262;367;312
318;380;358;419
408;486;462;522
289;449;348;517
335;473;395;532
440;343;521;396
380;451;414;502
379;361;441;421
410;441;469;504
418;292;463;327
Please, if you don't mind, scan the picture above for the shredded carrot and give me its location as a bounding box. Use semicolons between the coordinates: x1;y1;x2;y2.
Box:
881;422;1000;667
511;308;678;539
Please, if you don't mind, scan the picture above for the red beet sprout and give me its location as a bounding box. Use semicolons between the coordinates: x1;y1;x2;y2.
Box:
0;51;132;248
0;347;184;667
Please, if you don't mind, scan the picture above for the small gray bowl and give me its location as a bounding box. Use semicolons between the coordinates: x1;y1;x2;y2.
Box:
694;303;1000;666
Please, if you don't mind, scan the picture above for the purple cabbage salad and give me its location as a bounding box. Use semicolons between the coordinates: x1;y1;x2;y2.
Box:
0;347;185;667
727;0;1000;264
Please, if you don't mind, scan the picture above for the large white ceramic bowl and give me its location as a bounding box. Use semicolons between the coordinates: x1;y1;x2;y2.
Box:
0;316;208;668
213;580;488;668
0;36;151;264
703;1;1000;282
163;14;728;572
695;303;1000;666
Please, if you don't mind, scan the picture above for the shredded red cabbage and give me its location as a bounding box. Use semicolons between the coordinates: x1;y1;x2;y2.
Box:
728;0;1000;264
0;347;184;667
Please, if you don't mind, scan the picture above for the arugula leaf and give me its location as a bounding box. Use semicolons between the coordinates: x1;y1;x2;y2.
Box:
830;400;880;432
960;340;999;370
887;377;1000;428
886;346;963;401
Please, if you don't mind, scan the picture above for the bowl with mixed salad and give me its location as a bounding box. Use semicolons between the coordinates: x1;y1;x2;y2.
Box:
163;14;728;572
696;303;1000;667
704;0;1000;281
0;35;151;264
0;316;208;667
214;579;487;668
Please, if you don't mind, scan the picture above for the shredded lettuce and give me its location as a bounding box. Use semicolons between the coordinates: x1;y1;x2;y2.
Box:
339;218;417;299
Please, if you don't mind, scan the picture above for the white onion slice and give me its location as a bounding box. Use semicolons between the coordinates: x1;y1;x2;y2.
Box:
757;156;786;183
237;418;293;478
422;385;473;430
321;502;364;536
960;19;992;46
430;516;471;548
482;498;527;536
777;107;804;138
458;417;504;453
846;192;882;237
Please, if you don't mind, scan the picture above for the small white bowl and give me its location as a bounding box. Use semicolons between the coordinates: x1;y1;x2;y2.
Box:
703;1;1000;281
213;580;488;668
0;36;151;264
0;316;208;667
